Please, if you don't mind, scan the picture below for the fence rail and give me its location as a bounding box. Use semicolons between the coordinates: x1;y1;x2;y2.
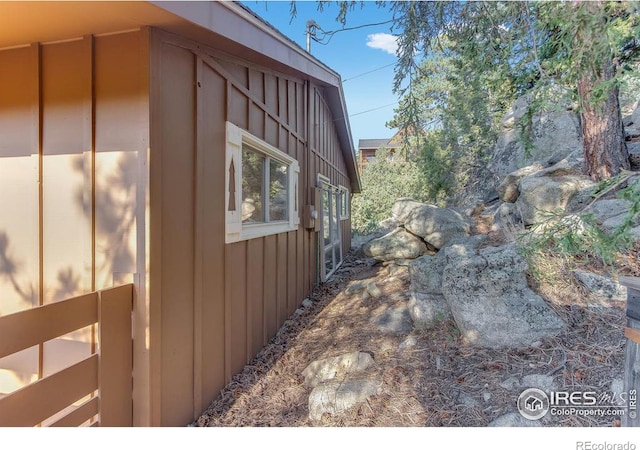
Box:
621;276;640;427
0;284;133;427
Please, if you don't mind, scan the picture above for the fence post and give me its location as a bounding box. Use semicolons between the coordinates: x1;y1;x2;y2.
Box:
621;277;640;427
98;284;133;427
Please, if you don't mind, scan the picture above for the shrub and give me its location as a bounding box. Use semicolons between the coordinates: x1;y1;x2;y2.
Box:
351;148;429;235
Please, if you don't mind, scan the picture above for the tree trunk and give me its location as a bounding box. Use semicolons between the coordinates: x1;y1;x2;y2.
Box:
577;60;630;181
575;2;630;181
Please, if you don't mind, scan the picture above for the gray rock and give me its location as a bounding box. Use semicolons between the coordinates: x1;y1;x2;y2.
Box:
500;377;521;391
442;242;564;349
408;252;453;329
483;392;492;402
497;163;545;203
391;198;426;224
489;412;542;427
516;175;594;225
574;271;627;303
302;352;375;388
398;336;417;351
492;202;523;234
308;377;381;421
521;374;558;393
404;205;472;249
631;225;640;241
363;227;428;261
370;305;413;334
378;217;402;232
302;298;313;308
611;378;624;397
408;251;447;295
409;292;453;330
534;156;586;178
458;392;479;408
345;281;367;295
584;199;638;232
366;282;382;298
489;91;582;179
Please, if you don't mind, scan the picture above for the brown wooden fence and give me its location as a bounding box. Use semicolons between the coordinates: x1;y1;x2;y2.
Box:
621;276;640;427
0;284;133;427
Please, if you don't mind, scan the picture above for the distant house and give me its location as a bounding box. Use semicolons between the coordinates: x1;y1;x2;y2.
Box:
0;1;360;427
357;138;400;168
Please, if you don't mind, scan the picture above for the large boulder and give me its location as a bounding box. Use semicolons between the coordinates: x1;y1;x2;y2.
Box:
516;175;594;226
497;163;545;203
409;251;446;294
574;270;627;304
584;199;639;232
442;242;564;349
489;91;583;179
308;377;381;422
391;198;426;224
302;352;376;388
363;227;428;261
408;252;452;329
404;205;472;249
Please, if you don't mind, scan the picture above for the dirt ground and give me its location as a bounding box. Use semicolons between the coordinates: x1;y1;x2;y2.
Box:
193;237;638;427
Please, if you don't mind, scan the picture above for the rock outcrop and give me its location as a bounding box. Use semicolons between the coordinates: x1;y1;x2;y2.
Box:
404;204;472;249
408;251;452;329
303;351;380;422
441;241;564;349
363;227;428;261
489;91;583;179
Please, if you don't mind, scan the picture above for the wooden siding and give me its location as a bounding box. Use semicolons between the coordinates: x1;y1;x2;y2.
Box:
149;29;354;425
0;31;149;423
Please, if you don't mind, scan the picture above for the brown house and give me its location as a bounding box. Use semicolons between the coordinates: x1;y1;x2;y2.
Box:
0;1;360;426
357;137;400;169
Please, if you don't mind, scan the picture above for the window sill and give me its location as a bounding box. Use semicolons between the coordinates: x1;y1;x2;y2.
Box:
225;221;298;244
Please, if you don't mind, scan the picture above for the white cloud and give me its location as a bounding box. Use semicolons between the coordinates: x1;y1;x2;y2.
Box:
366;33;398;55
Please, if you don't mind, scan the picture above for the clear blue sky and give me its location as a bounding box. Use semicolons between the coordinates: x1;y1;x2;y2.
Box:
241;0;400;149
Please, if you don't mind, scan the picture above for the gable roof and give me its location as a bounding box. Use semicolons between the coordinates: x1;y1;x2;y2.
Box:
0;0;361;193
358;138;399;150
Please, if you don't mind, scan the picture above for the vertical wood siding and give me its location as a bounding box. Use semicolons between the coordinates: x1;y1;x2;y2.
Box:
150;29;354;425
0;31;149;421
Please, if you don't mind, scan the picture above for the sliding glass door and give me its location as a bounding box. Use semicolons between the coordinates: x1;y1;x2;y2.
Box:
319;177;342;281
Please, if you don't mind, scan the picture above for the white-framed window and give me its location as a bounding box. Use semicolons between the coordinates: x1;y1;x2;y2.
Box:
225;121;300;243
338;185;349;220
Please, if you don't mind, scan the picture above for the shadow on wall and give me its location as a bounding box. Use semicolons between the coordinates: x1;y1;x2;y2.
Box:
0;231;36;316
73;151;137;289
0;150;138;315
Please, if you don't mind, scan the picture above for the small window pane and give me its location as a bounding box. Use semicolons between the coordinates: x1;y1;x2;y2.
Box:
325;248;333;277
322;190;330;246
269;158;289;221
242;145;265;223
331;191;339;237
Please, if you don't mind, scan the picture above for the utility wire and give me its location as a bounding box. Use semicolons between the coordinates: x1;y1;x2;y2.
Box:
349;102;399;118
343;62;396;83
331;101;399;122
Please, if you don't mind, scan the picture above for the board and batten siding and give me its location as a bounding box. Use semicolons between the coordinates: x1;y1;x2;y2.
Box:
149;29;354;425
0;30;150;421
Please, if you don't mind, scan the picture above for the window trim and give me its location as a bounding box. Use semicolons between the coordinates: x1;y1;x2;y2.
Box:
338;185;349;221
225;121;299;243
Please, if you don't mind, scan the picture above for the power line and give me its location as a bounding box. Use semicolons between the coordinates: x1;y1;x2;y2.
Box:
343;62;396;83
349;102;398;118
